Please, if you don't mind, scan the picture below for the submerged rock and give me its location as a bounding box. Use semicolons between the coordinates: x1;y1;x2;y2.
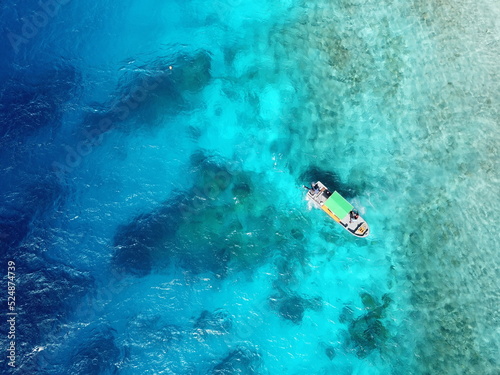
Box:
272;293;323;324
339;306;355;324
381;293;392;308
190;151;234;196
112;200;181;276
171;51;212;92
81;50;211;135
211;347;261;375
360;292;392;319
360;292;378;311
341;292;393;358
348;313;389;358
325;346;336;360
290;228;304;240
279;296;306;324
195;309;232;334
112;152;289;278
232;181;252;201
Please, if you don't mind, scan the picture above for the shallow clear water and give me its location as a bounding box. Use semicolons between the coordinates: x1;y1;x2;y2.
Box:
0;0;499;374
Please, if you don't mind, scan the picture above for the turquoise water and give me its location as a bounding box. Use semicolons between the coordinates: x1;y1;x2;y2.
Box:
0;0;499;373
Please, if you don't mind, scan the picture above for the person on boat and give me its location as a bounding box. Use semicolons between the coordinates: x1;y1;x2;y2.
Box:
349;209;359;222
304;183;320;194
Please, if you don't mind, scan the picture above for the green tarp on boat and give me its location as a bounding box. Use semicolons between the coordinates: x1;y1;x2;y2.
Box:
324;191;353;219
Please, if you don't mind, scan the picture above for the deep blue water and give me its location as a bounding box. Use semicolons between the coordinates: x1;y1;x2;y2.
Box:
1;0;499;374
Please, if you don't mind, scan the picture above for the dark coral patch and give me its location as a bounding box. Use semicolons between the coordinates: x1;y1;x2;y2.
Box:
325;346;336;360
112;199;182;276
348;313;389;358
195;309;232;334
271;293;323;324
279;296;306;324
170;50;212;92
339;306;354;324
343;292;392;358
81;50;211;135
211;347;261;375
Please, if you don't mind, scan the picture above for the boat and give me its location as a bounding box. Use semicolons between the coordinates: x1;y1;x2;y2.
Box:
305;181;369;237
